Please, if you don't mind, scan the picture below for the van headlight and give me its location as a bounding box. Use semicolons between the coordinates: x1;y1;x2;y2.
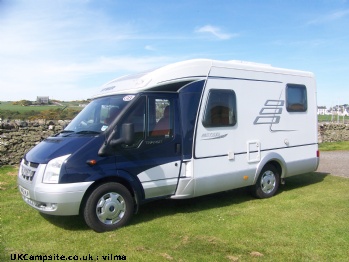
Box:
43;154;70;184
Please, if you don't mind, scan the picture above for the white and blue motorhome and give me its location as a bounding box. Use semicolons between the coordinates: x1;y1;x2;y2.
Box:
18;59;319;232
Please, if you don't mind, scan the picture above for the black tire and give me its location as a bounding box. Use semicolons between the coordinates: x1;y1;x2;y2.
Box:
252;164;280;199
83;182;134;232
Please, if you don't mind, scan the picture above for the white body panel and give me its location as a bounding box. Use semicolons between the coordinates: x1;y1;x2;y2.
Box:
173;61;318;198
138;161;180;198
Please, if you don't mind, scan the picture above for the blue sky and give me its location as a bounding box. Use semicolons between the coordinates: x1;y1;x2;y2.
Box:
0;0;348;107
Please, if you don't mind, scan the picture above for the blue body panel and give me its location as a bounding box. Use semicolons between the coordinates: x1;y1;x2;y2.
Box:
25;135;96;164
23;82;205;203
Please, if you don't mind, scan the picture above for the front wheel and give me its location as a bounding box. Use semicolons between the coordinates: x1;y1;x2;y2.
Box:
252;164;280;199
83;182;134;232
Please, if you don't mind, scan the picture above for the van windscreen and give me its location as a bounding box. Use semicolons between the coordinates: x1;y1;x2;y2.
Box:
64;95;136;134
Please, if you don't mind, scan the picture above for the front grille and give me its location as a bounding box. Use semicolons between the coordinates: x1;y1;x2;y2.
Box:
21;160;39;181
23;159;39;168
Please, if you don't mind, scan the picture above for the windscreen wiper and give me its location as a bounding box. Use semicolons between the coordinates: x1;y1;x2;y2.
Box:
60;130;75;133
75;130;101;135
53;130;75;137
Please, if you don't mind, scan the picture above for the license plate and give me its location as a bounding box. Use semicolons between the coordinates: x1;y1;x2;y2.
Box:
19;185;30;198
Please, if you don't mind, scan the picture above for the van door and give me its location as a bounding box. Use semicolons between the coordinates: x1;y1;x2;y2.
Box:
113;94;182;199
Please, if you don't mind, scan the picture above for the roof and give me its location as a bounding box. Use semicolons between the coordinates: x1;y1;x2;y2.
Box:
91;59;314;98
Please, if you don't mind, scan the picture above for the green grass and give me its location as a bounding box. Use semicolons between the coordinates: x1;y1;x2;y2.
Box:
0;102;62;112
318;114;349;123
1;166;349;261
0;102;83;113
319;141;349;151
0;101;83;120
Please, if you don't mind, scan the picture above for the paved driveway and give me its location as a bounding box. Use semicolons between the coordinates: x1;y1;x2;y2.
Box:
317;151;349;178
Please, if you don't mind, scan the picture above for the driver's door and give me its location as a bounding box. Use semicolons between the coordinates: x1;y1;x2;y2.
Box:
114;94;182;199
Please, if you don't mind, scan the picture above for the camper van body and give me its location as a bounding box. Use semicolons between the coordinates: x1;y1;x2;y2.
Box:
18;59;319;232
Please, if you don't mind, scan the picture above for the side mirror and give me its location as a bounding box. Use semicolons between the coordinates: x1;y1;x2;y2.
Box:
110;123;135;147
98;123;135;157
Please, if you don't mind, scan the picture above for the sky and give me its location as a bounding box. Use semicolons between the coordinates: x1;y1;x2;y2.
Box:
0;0;348;107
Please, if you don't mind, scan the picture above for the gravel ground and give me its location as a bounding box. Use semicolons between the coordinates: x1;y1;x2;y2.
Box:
317;151;349;178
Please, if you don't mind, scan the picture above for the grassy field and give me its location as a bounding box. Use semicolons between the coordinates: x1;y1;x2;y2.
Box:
319;141;349;151
0;101;83;120
1;164;349;261
0;102;61;112
0;101;82;112
318;114;349;123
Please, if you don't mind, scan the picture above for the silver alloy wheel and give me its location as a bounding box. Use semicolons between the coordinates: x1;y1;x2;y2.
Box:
260;170;276;194
96;192;126;225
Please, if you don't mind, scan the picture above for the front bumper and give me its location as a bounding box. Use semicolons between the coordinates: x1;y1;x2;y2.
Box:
18;160;93;216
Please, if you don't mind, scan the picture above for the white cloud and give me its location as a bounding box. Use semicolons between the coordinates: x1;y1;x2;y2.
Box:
0;1;161;101
195;25;237;40
0;55;174;101
307;9;349;25
41;56;171;76
0;0;195;101
145;45;157;51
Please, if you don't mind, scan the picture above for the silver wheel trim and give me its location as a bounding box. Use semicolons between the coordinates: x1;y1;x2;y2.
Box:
260;170;276;194
96;192;126;225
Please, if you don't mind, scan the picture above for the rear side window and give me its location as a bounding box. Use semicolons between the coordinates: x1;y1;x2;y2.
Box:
286;84;307;112
202;89;237;127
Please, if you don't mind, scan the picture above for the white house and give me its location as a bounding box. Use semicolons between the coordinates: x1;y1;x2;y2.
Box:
317;106;327;115
36;96;49;104
341;108;349;116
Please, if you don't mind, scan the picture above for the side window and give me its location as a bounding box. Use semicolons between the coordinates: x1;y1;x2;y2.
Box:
286;84;307;112
148;98;173;139
120;96;146;148
117;95;175;150
202;89;237;127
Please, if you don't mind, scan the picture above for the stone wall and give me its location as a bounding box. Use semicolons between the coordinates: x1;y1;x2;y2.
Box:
0;120;68;166
318;123;349;143
1;121;349;166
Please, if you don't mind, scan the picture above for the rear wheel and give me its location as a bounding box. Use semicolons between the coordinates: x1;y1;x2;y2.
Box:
252;164;280;199
83;182;134;232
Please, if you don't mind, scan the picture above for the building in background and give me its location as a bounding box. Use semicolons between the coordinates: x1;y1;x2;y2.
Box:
317;106;327;115
36;96;49;104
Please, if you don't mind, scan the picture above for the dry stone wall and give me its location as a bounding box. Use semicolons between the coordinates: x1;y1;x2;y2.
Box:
318;123;349;143
0;120;68;166
1;120;348;166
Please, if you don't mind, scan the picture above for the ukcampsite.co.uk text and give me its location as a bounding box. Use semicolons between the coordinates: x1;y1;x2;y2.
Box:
10;253;127;261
